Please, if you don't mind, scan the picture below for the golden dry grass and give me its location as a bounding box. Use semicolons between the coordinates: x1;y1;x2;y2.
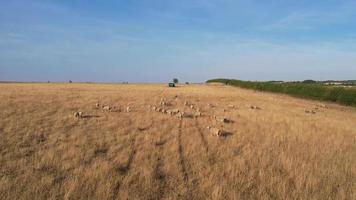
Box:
0;83;355;200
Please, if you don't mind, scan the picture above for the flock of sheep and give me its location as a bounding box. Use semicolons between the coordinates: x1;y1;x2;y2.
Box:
148;100;239;137
73;98;328;138
305;103;328;114
73;103;129;118
148;101;201;118
73;99;242;138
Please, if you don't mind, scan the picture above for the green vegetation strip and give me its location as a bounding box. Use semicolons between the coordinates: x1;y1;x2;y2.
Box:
207;79;356;107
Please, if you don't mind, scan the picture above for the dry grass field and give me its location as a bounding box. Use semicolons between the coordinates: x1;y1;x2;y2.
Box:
0;83;355;200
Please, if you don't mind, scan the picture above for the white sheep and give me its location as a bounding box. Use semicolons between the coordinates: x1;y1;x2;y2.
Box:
102;105;111;112
171;109;180;114
95;103;100;109
126;106;131;113
194;112;202;117
215;117;231;123
74;111;83;118
208;127;227;137
305;109;316;114
250;105;261;110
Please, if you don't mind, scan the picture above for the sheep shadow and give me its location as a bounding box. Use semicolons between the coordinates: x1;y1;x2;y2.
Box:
137;126;151;132
81;115;101;119
224;119;235;123
219;131;233;138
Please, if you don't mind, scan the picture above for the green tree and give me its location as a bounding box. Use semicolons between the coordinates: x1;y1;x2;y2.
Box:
302;80;317;84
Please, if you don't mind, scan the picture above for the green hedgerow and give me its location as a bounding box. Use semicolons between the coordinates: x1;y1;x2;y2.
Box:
207;79;356;107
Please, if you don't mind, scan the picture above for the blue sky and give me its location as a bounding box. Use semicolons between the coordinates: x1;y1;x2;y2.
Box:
1;0;356;82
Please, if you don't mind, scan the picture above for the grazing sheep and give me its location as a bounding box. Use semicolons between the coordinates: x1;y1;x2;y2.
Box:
317;103;328;108
151;106;157;111
103;105;119;112
208;127;227;137
171;109;180;115
184;101;189;106
194;112;202;117
190;105;195;109
177;112;186;118
207;103;215;108
177;112;192;118
228;104;235;109
167;109;180;115
305;109;316;114
215;116;230;123
126;106;131;113
74;111;83;118
210;128;221;136
161;101;172;106
95;103;100;109
102;105;111;112
250;106;261;110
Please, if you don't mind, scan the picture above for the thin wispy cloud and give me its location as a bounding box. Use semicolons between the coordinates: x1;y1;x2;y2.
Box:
262;10;356;31
258;0;356;32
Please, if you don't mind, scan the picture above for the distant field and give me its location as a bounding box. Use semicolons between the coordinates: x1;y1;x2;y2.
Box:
207;79;356;107
0;83;355;199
